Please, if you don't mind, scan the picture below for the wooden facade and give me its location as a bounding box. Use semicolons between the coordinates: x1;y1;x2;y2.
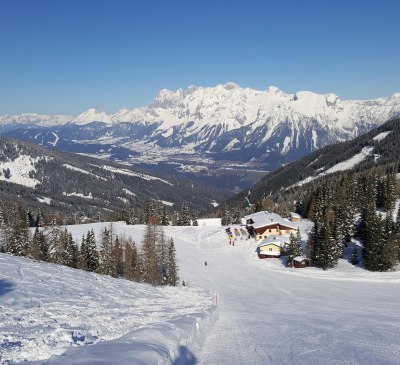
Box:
254;223;296;241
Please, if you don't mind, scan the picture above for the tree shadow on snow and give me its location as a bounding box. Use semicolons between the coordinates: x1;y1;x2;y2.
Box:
172;346;197;365
0;279;15;297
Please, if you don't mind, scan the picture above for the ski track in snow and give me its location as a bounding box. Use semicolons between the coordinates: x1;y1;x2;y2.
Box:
1;222;400;364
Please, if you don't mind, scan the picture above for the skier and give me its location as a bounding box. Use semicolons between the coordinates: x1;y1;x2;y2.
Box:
204;261;208;266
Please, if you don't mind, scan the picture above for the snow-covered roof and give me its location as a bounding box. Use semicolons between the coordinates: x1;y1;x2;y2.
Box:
245;211;297;230
293;256;308;262
290;212;301;219
258;236;288;248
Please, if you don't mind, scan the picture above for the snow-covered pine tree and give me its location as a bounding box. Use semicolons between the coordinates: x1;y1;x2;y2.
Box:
363;209;385;271
48;222;63;264
310;185;341;270
178;203;191;226
160;204;169;226
342;174;358;243
221;204;232;226
99;226;115;276
383;173;397;213
191;210;198;226
6;203;30;256
167;238;179;286
84;229;99;272
65;232;78;268
78;235;88;270
381;231;400;270
0;201;6;253
231;206;242;225
286;230;302;267
333;207;345;259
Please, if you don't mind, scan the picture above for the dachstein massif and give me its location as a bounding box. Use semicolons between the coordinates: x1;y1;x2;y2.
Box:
0;83;400;169
2;84;400;180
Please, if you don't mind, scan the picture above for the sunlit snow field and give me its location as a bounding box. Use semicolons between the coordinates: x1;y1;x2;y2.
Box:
1;222;400;364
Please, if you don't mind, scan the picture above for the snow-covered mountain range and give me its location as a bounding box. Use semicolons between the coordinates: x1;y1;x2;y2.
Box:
2;83;400;184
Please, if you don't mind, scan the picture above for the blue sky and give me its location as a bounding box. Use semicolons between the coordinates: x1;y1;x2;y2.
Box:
1;0;399;115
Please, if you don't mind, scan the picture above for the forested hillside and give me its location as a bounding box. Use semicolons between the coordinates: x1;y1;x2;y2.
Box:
0;136;230;217
217;118;400;272
229;118;400;207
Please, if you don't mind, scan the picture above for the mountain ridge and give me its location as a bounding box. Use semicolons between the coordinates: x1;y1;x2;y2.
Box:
2;84;400;191
2;83;399;129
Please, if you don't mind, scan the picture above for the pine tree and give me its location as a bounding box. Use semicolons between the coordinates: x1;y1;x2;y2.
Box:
156;226;168;284
383;173;397;212
191;211;198;226
141;224;160;285
99;226;115;276
78;235;88;270
0;202;6;253
28;227;42;260
48;222;63;264
65;232;78;268
28;227;49;261
6;203;30;256
123;238;140;281
350;245;360;265
231;206;242;225
286;228;303;267
363;209;385;271
381;232;400;270
84;229;99;272
167;238;178;286
113;235;124;277
221;204;232;226
177;203;191;226
160;204;169;226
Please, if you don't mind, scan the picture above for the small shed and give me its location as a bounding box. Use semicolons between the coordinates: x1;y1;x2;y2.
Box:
290;212;301;222
293;256;310;268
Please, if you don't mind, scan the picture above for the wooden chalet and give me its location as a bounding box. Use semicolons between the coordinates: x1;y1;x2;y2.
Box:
245;211;297;241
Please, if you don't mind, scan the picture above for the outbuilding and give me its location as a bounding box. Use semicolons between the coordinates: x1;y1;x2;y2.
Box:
293;256;310;268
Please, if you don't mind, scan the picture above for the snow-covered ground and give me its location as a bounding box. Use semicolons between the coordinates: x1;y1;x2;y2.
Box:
1;222;400;364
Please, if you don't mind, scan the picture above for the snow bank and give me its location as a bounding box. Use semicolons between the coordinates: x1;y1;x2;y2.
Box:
39;308;217;365
0;253;215;365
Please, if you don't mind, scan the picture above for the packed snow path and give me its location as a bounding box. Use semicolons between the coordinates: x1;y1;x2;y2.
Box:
1;222;400;364
172;226;400;365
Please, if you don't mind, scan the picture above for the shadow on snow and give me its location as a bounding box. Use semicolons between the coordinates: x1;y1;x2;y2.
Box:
171;346;197;365
0;278;15;297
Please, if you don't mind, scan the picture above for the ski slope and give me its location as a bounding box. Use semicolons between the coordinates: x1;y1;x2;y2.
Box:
1;222;400;364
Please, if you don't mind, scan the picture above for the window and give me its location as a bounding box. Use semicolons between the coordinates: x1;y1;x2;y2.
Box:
269;229;272;232
269;248;272;251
